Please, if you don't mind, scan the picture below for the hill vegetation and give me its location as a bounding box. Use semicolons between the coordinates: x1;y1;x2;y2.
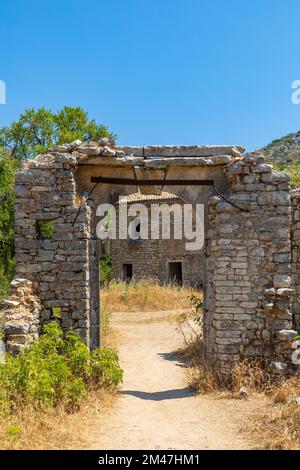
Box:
260;131;300;188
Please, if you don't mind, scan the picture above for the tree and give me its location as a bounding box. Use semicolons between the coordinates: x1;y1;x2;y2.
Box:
0;106;115;160
0;151;17;297
0;106;115;297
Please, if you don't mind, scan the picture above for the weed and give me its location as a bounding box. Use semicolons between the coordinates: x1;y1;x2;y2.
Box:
0;322;123;413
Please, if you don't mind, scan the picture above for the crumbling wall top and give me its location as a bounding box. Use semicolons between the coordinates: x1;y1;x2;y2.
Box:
25;139;245;170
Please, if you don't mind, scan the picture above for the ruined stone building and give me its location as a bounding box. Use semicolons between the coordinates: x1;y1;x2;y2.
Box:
108;191;203;288
2;140;300;376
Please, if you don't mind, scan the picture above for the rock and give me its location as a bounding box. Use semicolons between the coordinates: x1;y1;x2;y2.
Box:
273;275;291;288
261;172;290;183
65;139;82;150
276;288;295;298
102;146;116;157
77;146;101;156
277;329;297;342
49;145;69;153
262;300;274;311
262;329;270;341
257;191;290;206
252;164;273;173
289;396;300;406
98;137;113;146
0;300;20;308
264;288;276;297
4;321;30;335
239;387;249;398
271;361;288;375
10;278;32;288
218;223;239;234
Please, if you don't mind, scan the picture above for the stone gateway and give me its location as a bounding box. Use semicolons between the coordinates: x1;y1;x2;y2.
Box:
2;140;299;375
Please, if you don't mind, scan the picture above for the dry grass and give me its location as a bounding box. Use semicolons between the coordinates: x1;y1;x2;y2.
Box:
101;280;201;313
0;389;116;450
250;377;300;450
177;313;300;449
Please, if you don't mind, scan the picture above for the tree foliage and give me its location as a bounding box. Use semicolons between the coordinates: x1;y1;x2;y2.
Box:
0;106;115;160
0;107;115;297
0;151;17;297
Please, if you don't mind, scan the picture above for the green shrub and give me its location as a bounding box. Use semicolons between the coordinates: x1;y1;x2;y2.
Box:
272;161;300;188
0;258;15;299
4;424;22;441
0;154;17;299
90;348;123;387
38;221;55;239
0;322;123;414
189;293;203;326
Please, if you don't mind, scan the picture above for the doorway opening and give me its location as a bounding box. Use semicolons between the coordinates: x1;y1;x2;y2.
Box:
122;263;133;282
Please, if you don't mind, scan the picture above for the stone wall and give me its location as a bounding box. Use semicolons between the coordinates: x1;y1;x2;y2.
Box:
8;151;95;349
110;195;204;288
205;153;296;374
1;278;40;354
291;189;300;331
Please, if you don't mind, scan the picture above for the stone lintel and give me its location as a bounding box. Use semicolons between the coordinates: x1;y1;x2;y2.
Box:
77;155;235;167
118;145;245;158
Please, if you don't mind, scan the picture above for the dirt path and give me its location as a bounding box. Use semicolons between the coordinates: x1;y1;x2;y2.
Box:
88;310;262;450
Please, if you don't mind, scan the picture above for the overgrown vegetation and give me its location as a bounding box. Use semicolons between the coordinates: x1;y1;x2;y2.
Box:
249;376;300;450
271;161;300;189
0;106;115;161
0;322;123;414
0;153;17;298
178;294;300;449
0;106;114;298
261;131;300;188
38;221;55;240
100;280;201;312
100;255;112;283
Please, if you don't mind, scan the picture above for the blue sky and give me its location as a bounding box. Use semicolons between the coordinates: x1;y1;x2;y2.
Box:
0;0;300;150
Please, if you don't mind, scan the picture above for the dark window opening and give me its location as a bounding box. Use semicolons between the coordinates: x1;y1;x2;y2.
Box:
122;263;133;282
168;261;183;285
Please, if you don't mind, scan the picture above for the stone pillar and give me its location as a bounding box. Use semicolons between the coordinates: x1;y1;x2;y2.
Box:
8;152;92;348
204;153;296;374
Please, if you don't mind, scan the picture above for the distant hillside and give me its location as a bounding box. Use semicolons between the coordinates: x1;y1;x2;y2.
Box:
261;131;300;164
259;131;300;189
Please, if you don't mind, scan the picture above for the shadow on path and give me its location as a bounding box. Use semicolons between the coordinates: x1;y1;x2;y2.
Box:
122;388;194;401
157;351;188;368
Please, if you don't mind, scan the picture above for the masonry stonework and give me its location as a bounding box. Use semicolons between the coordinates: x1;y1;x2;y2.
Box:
291;189;300;331
2;141;299;375
110;193;204;288
205;154;296;374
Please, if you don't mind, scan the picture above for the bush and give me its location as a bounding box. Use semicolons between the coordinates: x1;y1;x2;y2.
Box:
272;161;300;188
0;154;17;299
0;322;123;414
100;255;112;283
38;221;55;240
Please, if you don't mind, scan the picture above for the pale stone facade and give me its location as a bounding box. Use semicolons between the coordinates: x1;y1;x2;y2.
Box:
109;192;204;288
1;141;299;375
